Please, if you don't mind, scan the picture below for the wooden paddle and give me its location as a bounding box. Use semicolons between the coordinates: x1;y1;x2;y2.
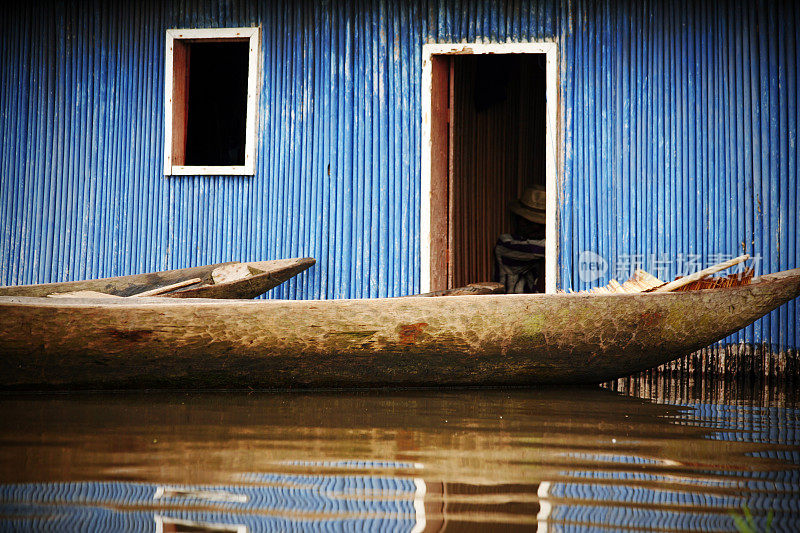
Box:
132;278;202;297
652;254;750;293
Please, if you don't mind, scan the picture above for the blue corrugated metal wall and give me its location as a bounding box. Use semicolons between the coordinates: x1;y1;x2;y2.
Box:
0;1;797;354
0;0;424;301
554;0;798;357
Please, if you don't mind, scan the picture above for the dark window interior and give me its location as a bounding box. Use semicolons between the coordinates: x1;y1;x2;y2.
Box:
450;53;546;288
184;41;249;166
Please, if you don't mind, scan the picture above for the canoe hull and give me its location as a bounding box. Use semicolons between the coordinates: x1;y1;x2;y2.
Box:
0;269;798;389
0;258;315;299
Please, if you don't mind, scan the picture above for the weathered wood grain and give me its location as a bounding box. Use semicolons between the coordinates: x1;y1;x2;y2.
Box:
168;258;315;299
653;254;750;292
47;291;122;299
414;281;505;297
0;258;315;299
210;263;252;285
0;268;797;390
131;278;202;297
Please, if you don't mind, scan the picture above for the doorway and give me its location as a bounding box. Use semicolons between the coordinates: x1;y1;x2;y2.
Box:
421;43;558;294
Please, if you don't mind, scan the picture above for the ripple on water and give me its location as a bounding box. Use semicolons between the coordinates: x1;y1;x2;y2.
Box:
0;377;797;531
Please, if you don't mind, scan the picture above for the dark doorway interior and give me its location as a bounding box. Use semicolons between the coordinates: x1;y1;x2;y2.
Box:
449;54;546;288
184;41;249;166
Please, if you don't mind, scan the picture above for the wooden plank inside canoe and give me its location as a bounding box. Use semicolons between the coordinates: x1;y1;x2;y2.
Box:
47;290;123;299
558;269;664;294
675;268;754;291
211;263;252;285
413;282;505;297
166;257;316;299
0;263;229;297
652;254;750;293
131;278;202;297
0;258;315;299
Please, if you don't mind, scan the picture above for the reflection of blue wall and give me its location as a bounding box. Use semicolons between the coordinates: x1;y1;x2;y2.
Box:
2;504;414;533
0;479;417;513
543;485;799;531
1;400;798;532
546;504;750;532
674;404;800;445
0;1;797;353
544;400;800;531
0;478;418;532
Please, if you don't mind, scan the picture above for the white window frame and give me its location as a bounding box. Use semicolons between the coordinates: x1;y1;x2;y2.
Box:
420;42;560;294
163;27;260;176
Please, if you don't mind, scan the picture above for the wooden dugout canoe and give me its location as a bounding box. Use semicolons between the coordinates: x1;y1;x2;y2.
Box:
0;267;798;389
0;258;315;300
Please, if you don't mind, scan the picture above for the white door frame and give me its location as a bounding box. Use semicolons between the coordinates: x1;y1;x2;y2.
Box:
420;42;560;294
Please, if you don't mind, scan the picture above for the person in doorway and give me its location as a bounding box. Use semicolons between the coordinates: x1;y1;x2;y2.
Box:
494;185;546;293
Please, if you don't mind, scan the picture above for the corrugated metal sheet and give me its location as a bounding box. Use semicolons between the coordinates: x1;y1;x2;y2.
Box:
0;0;424;301
0;479;420;530
1;480;417;514
553;0;798;367
0;1;797;363
0;504;415;532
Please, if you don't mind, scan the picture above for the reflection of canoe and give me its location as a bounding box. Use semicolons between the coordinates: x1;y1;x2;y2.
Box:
0;389;756;484
1;388;795;531
0;258;315;300
0;268;798;389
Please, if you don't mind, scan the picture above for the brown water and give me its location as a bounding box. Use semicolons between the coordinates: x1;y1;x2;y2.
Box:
0;377;797;531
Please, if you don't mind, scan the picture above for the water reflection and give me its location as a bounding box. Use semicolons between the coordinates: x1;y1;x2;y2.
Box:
0;382;797;531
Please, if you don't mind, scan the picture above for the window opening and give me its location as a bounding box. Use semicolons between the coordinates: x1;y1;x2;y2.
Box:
164;27;259;176
184;41;249;166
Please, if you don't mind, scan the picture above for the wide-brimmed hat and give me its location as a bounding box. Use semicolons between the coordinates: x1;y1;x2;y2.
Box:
510;185;546;224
